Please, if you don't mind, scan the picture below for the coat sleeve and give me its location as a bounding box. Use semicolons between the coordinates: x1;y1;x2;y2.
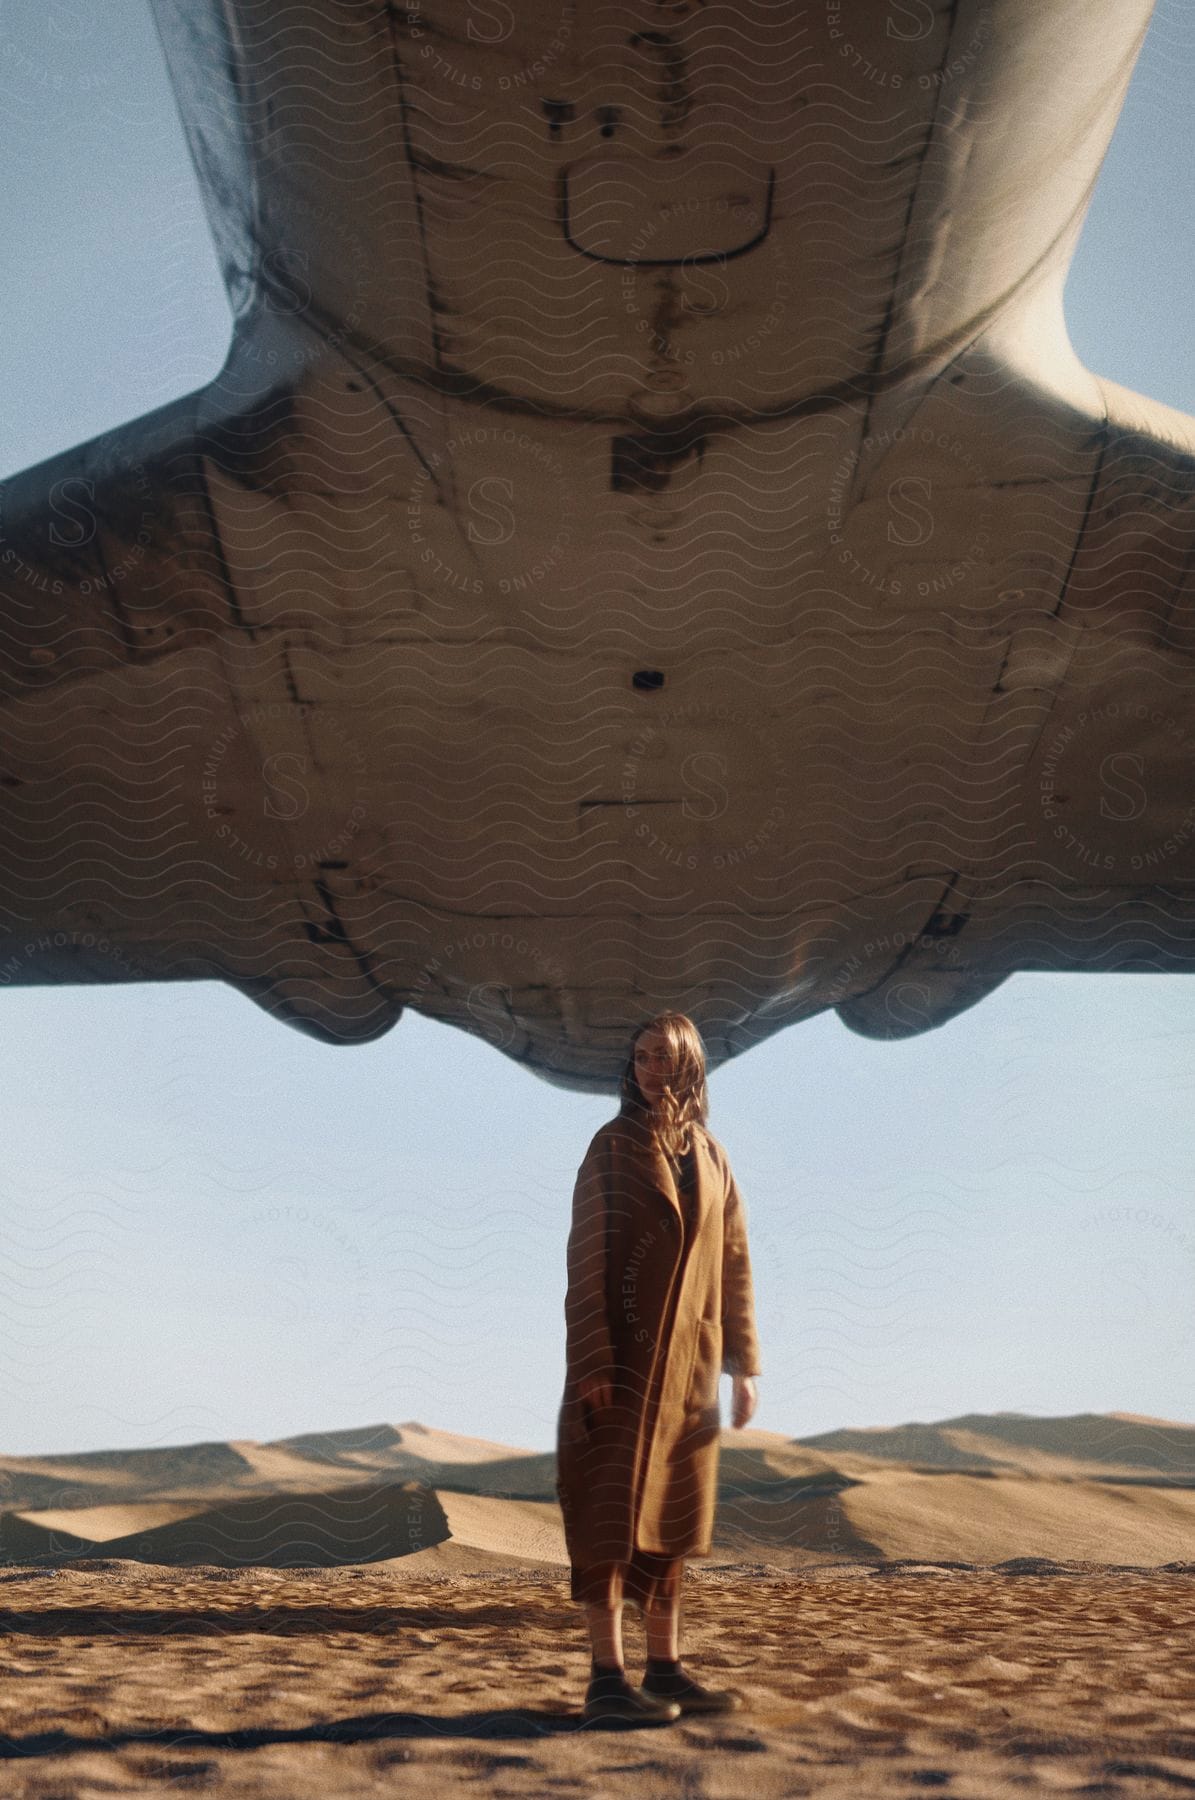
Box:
721;1165;762;1378
563;1131;615;1385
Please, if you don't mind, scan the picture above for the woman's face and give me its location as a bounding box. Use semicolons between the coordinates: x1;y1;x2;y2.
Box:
634;1026;677;1104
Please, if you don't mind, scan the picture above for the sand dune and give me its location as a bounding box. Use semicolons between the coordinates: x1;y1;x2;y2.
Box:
2;1412;1192;1795
801;1410;1195;1479
260;1419;537;1471
1;1411;1191;1572
436;1490;568;1565
843;1466;1195;1564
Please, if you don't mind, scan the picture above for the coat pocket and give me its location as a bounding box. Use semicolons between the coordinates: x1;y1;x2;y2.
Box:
685;1317;723;1411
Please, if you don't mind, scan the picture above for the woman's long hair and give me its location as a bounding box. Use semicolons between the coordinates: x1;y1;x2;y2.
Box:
619;1012;710;1163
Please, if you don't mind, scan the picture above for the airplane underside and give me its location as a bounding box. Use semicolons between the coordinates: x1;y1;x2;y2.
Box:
1;0;1193;1091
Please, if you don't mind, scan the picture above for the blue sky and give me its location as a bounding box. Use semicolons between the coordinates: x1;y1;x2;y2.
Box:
0;1;1192;1457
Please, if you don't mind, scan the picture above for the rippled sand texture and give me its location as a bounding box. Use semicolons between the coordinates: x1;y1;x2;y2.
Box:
1;1562;1192;1799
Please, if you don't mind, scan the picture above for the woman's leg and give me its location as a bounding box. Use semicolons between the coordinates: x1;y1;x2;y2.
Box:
643;1591;681;1661
624;1554;684;1662
574;1564;626;1669
638;1558;743;1711
583;1597;625;1668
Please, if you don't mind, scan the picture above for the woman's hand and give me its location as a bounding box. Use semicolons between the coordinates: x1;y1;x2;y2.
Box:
730;1373;758;1429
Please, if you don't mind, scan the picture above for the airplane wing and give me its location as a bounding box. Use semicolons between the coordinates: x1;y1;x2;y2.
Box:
2;0;1192;1085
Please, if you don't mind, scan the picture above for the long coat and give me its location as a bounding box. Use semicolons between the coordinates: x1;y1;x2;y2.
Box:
555;1108;762;1565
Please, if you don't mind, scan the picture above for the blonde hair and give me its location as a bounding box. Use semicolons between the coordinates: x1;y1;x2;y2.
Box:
619;1011;710;1162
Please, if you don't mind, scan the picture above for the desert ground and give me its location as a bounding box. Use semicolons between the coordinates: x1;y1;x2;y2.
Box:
0;1412;1192;1796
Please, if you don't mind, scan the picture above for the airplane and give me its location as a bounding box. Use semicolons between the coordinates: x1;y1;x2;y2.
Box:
2;0;1192;1092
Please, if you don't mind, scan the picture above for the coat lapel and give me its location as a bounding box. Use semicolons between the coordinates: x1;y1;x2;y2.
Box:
641;1124;716;1243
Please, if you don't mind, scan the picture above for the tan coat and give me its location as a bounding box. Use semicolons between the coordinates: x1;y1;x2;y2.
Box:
555;1109;762;1565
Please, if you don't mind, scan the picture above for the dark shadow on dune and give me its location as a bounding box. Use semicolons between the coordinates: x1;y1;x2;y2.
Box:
795;1424;1003;1469
0;1599;564;1638
268;1424;413;1462
0;1482;454;1569
797;1413;1195;1477
262;1426;561;1502
0;1707;592;1759
1093;1474;1195;1489
715;1473;885;1560
0;1442;260;1512
0;1428;561;1513
946;1414;1195;1472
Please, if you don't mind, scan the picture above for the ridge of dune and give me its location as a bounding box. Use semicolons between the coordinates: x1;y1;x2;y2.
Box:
224;1440;343;1488
795;1410;1195;1477
840;1466;1195;1565
263;1421;536;1467
12;1502;205;1544
1105;1410;1195;1430
1;1411;1191;1574
0;1439;256;1492
434;1489;568;1565
0;1423;545;1514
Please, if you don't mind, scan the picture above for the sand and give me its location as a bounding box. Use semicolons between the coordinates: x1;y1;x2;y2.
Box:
0;1560;1192;1797
1;1412;1192;1793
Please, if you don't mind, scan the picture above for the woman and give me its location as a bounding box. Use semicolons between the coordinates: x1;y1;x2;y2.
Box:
556;1011;762;1727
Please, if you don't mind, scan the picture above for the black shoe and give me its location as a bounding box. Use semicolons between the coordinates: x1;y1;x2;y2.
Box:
640;1665;744;1715
583;1669;682;1727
